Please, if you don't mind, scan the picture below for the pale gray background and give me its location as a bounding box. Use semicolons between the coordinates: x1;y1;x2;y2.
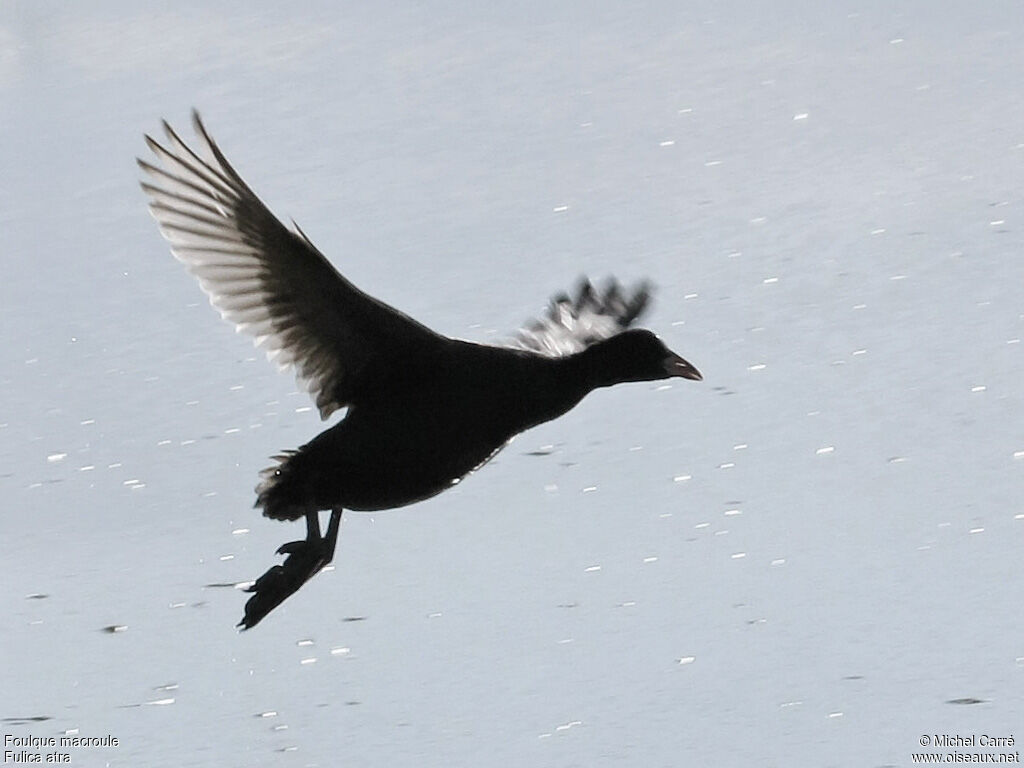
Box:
2;2;1023;766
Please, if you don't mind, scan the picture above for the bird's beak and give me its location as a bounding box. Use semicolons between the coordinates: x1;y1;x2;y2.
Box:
664;352;703;381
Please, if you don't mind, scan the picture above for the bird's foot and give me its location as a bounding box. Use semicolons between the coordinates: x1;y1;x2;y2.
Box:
276;539;314;556
237;510;342;630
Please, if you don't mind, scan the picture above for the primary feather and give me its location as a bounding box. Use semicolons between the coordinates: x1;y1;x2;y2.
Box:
138;111;443;420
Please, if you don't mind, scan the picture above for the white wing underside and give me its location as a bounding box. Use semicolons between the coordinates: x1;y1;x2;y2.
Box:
139;119;338;414
139;112;444;420
511;279;652;357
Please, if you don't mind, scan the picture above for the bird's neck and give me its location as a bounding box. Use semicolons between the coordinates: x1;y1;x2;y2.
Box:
568;342;627;391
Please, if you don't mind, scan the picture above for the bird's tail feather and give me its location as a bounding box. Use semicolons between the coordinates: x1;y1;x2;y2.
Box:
254;451;308;521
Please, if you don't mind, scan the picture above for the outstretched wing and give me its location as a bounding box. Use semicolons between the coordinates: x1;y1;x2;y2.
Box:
511;278;652;357
139;111;445;419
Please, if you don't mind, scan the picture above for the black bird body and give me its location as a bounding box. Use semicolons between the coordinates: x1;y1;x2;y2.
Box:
261;342;587;515
139;112;702;628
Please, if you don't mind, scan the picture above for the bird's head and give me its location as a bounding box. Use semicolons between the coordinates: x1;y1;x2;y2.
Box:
583;329;702;387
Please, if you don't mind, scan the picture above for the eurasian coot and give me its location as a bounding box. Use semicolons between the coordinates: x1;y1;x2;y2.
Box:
139;112;702;629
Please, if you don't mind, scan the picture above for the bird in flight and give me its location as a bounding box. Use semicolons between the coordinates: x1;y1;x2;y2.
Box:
139;112;702;629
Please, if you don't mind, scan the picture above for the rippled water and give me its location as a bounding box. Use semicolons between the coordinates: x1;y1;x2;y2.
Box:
2;2;1023;766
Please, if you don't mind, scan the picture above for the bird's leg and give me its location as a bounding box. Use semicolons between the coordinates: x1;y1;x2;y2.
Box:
237;509;344;630
322;509;341;562
275;510;322;555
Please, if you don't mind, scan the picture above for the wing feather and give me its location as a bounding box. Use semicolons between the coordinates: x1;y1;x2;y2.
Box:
511;278;652;357
140;110;445;418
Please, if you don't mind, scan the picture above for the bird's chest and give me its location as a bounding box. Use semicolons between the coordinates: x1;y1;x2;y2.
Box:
322;403;508;510
334;366;581;508
361;374;536;471
380;387;521;464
